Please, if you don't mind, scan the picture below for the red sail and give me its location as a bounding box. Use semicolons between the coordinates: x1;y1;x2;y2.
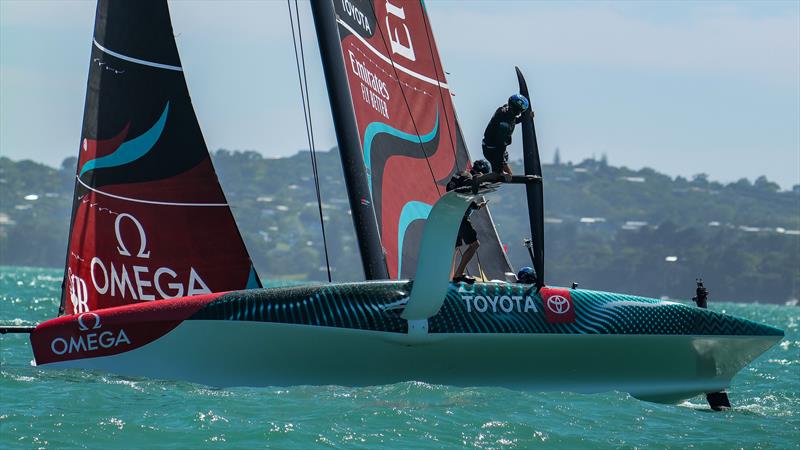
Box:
333;0;511;279
60;1;259;315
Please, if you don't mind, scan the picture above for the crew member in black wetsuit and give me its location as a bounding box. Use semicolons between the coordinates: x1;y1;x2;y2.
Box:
447;168;488;284
482;94;530;178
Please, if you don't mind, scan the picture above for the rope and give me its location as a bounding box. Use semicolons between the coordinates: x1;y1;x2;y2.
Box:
287;0;332;282
418;9;460;173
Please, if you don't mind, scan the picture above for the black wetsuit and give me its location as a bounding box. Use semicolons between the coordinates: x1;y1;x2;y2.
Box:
455;206;479;246
482;105;522;173
446;172;479;246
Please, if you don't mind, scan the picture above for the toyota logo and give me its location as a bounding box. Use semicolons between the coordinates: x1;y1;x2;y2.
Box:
546;295;570;314
77;312;101;331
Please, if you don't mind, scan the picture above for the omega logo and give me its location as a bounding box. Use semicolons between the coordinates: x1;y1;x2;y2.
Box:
115;213;150;258
77;312;101;331
86;212;212;303
50;312;131;356
546;295;571;314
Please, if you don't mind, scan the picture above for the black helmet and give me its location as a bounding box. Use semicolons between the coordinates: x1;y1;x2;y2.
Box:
471;159;490;175
508;94;529;114
517;266;536;284
446;171;473;191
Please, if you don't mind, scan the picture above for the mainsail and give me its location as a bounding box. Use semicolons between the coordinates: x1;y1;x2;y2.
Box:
59;1;260;315
315;0;512;280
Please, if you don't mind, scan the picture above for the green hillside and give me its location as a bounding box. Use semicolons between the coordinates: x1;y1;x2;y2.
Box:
1;150;797;303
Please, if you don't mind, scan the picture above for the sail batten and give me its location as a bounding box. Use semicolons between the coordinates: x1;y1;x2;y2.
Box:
92;39;183;72
336;17;450;89
74;176;230;207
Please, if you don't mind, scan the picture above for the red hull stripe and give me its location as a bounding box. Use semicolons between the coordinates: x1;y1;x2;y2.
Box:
32;293;224;365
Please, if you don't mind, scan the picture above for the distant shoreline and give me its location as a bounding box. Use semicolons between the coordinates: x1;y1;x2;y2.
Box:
1;150;798;303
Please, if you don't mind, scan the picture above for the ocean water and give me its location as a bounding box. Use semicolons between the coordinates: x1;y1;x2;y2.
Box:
1;267;798;449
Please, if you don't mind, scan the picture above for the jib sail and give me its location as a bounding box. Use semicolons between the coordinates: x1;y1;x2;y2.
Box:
315;0;512;280
59;0;260;315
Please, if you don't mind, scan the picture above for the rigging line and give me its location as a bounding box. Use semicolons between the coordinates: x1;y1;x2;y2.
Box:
294;0;320;187
289;0;331;282
418;9;460;173
366;1;442;196
287;0;332;282
295;0;332;283
471;248;484;279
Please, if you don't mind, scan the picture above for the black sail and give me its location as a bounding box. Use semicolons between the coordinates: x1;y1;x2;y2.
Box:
59;0;260;315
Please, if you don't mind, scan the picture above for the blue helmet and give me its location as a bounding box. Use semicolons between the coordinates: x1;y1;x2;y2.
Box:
508;94;529;114
471;159;491;175
517;266;536;284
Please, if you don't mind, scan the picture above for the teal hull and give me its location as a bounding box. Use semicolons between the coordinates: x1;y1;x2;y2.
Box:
34;281;783;403
193;281;784;338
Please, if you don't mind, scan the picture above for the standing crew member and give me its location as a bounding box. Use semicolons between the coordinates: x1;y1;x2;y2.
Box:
482;94;530;178
447;171;487;284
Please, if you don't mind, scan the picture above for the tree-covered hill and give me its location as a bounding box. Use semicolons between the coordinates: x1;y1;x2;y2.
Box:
0;150;797;303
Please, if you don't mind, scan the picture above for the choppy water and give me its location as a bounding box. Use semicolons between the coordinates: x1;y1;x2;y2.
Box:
1;266;798;449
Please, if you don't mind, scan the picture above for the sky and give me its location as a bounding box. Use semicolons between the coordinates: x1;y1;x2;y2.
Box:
1;0;798;189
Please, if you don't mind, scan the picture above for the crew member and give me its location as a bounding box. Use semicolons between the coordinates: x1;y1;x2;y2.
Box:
516;266;537;285
446;171;487;284
470;159;491;177
482;94;530;177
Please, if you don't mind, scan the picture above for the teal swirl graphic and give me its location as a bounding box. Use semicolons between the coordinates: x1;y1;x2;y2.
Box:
397;201;433;277
79;103;169;177
361;109;439;193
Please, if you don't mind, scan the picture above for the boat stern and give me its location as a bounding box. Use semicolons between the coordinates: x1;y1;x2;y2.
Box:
570;289;784;397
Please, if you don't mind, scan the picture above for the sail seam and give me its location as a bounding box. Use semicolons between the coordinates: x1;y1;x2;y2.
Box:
93;39;183;72
335;18;448;90
76;176;228;207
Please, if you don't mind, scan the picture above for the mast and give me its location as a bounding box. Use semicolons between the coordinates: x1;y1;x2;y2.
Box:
310;0;389;280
